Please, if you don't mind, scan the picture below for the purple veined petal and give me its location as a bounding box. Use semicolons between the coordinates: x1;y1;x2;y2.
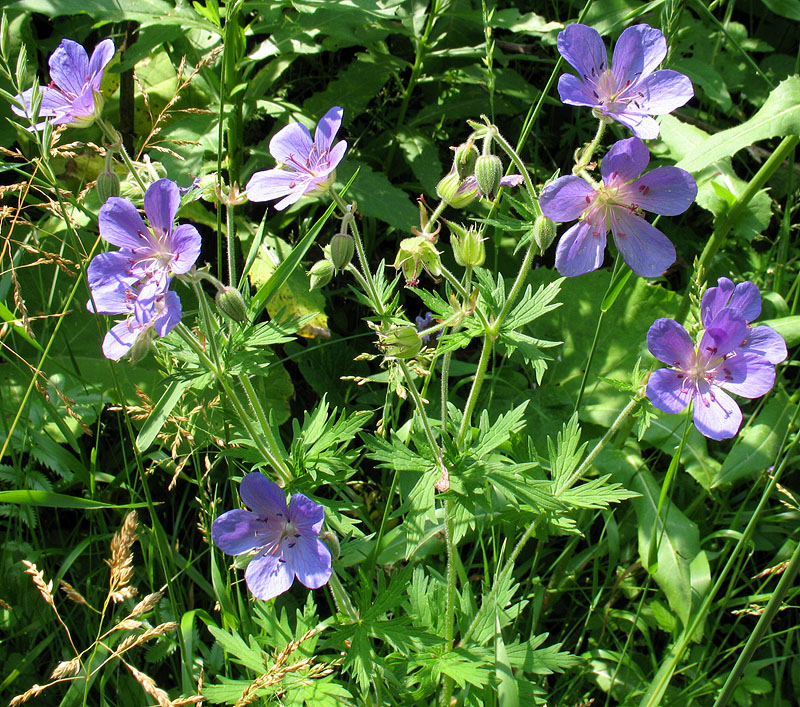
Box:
539;176;596;222
144;178;180;238
557;24;608;85
699;309;749;360
327;139;348;173
647;318;695;368
88;39;115;90
169;223;202;274
742;325;787;365
611;24;667;88
102;319;140;360
557;74;601;108
608;209;675;277
269;121;314;166
240;472;287;519
87;281;134;315
727;281;761;322
701;277;735;327
99;197;153;250
246;168;303;202
721;353;775;398
625;166;696;215
134;278;160;326
692;383;742;440
211;509;268;555
601;137;650;185
288;493;325;535
48;39;89;98
152;290;182;337
646;367;692;414
65;83;98;121
500;174;524;188
12;86;69;120
284;533;332;590
554;221;606;277
87;250;139;292
244;550;295;600
314;106;343;153
274;182;314;210
633;70;694;116
610;109;661;140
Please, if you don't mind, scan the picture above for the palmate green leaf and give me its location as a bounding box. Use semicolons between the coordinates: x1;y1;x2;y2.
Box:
473;402;528;457
487;466;564;512
676;75;800;172
505;633;579;675
207;625;268;673
498;330;558;384
557;475;639;509
413;646;493;689
548;413;585;492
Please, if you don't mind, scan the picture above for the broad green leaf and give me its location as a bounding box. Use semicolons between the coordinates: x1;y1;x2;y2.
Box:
760;315;800;347
336;160;418;231
676;76;800;172
761;0;800;20
0;490;148;509
713;389;795;488
396;128;443;195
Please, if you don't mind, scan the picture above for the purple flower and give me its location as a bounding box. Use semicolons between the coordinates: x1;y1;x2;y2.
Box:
557;23;693;139
646;310;777;440
246;106;347;210
457;174;524;199
88;276;182;361
13;38;115;130
701;277;787;365
539;136;696;277
211;473;332;601
88;178;201;294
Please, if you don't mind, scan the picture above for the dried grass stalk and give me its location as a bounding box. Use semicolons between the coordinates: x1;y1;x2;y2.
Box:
128;591;163;618
9;683;44;706
22;561;55;610
50;657;81;679
123;661;171;707
107;511;139;602
59;580;91;608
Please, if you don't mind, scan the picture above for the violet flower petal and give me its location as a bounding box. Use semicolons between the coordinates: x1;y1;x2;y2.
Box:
211;509;269;555
539;176;596;221
727;281;762;322
601;137;650;184
699;309;749;360
245;551;295;601
88;38;115;90
646;367;692;414
743;325;787;365
152;291;182;338
634;70;695;115
99;197;153;250
285;533;332;590
48;40;89;98
289;493;326;535
557;74;600;108
269;121;314;166
239;473;287;519
647;318;695;369
610;24;667;87
327;139;348;173
692;383;741;440
554;221;606;277
102;320;139;361
246;168;307;205
314;106;343;153
611;111;661;140
701;277;735;327
722;353;775;398
609;210;675;277
625;166;697;215
557;24;608;83
144;178;179;237
168;224;202;274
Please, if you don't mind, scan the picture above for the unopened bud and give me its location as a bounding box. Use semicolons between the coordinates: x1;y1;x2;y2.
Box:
128;327;156;365
319;531;340;559
96;170;120;204
309;259;334;291
474;154;503;200
215;286;248;323
453;141;479;180
436;172;477;209
451;225;485;268
380;325;422;359
329;233;354;272
533;214;557;254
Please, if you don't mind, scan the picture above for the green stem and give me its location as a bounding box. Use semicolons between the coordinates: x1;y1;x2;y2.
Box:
96;117;148;194
572;119;607;175
456;336;493;449
226;201;237;287
675;134;799;324
327;572;359;622
440;499;457;707
492;242;536;334
490;130;540;209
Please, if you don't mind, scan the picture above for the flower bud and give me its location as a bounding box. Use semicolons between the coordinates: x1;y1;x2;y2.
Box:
451;225;485;268
394;236;441;286
308;259;334;291
128;326;156;365
379;325;422;359
319;530;340;560
215;286;248;323
329;233;354;272
474;154;503;200
533;214;557;254
96;169;120;204
453;141;479;179
436;172;477;209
